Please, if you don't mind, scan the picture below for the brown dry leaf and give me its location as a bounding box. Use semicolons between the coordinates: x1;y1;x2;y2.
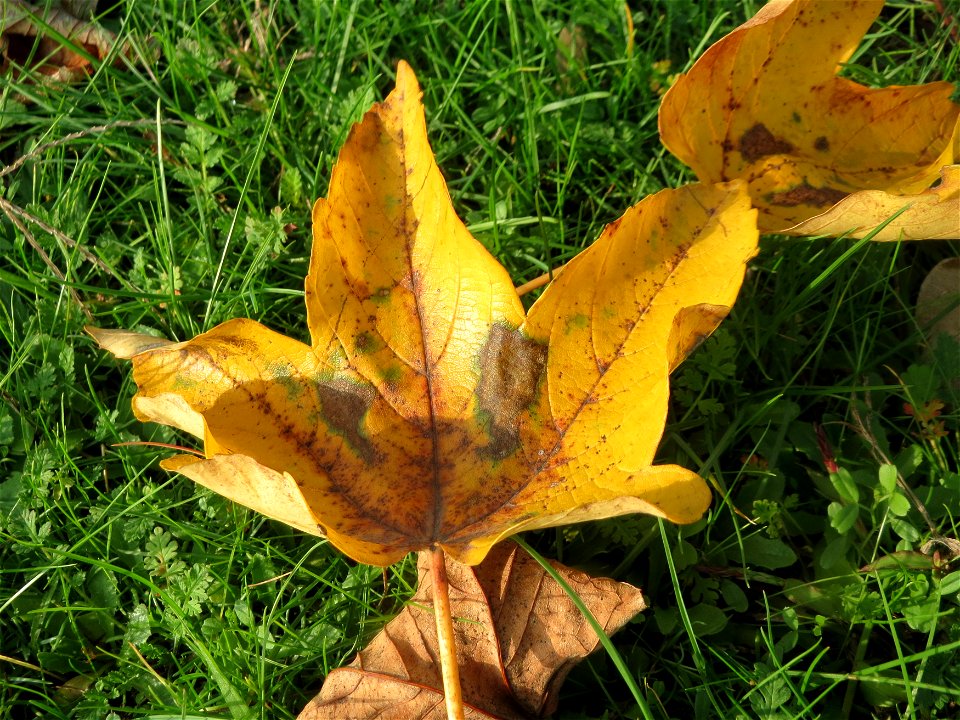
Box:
916;257;960;347
785;165;960;240
658;0;960;233
556;25;587;81
298;541;645;720
1;0;124;81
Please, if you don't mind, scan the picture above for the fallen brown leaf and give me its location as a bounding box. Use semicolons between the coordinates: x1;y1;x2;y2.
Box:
916;257;960;348
1;0;125;81
299;542;645;719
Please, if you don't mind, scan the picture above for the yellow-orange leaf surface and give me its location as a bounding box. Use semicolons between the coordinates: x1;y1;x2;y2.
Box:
88;61;759;567
658;0;960;232
784;164;960;240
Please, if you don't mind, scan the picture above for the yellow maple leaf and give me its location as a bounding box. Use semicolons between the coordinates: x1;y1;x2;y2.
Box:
658;0;960;233
88;62;759;567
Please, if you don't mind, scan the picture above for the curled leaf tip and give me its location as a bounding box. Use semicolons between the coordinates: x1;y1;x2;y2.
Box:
86;326;177;359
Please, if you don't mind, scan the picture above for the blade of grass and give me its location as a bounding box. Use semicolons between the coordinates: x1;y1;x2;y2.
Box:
514;536;654;720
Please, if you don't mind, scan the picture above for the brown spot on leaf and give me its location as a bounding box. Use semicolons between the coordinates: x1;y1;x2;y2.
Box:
814;136;830;152
739;123;793;163
316;378;377;463
354;331;384;355
770;182;847;208
212;335;258;355
475;324;547;460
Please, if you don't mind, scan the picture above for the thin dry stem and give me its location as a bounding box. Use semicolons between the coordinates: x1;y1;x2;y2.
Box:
430;546;465;720
515;271;552;297
0;195;133;294
0;198;93;321
0;120;160;179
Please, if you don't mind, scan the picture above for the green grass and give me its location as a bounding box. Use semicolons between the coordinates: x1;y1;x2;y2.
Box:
1;1;958;718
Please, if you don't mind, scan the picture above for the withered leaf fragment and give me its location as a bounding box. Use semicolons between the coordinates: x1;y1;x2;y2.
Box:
916;257;960;349
658;0;960;232
88;61;759;567
1;1;129;82
298;541;646;720
784;165;960;240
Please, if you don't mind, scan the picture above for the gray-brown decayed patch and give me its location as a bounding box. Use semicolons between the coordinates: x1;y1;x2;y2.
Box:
770;182;847;208
739;123;793;163
317;377;377;463
475;324;547;460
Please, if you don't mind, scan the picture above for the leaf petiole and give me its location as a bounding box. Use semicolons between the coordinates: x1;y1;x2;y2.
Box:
430;546;465;720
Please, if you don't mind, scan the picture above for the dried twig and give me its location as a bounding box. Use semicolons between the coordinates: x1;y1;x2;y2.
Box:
0;118;160;179
0;198;92;321
0;119;181;294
